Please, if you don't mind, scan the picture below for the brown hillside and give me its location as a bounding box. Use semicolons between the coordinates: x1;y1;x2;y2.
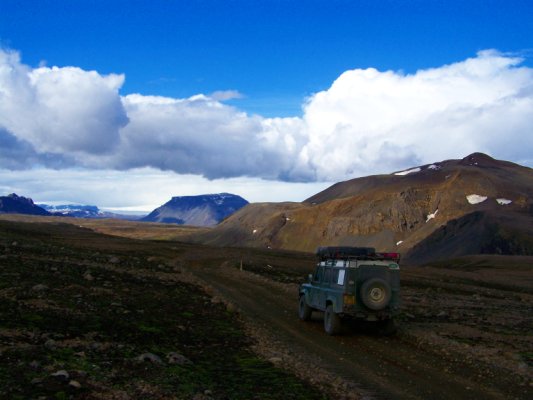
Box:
191;153;533;262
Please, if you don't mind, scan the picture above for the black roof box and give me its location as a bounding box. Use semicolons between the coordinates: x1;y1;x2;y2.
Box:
316;246;376;260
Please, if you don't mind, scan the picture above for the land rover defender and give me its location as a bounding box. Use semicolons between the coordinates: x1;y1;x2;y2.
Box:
298;247;400;335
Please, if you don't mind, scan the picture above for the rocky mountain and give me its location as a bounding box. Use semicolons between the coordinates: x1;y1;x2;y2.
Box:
39;204;103;218
0;194;50;216
38;204;137;220
141;193;249;227
190;153;533;264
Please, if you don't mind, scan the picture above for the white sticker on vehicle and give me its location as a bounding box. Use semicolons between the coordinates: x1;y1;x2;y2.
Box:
337;269;345;285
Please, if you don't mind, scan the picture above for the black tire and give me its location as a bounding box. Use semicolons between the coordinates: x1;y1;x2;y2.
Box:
298;295;312;321
324;304;341;335
360;278;391;311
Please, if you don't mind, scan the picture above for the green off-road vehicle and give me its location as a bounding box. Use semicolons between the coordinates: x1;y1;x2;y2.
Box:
298;247;400;335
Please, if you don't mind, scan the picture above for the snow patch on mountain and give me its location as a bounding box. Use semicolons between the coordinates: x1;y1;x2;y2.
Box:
394;167;421;176
466;195;488;204
496;198;512;205
426;209;439;222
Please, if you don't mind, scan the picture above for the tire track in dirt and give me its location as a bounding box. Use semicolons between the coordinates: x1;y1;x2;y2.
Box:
189;263;520;400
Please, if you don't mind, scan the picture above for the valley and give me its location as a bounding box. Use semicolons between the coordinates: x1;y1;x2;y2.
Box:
0;216;531;399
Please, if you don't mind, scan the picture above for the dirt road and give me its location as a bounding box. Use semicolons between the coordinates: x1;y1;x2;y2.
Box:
186;260;532;400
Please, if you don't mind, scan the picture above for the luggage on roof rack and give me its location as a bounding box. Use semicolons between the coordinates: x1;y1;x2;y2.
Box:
316;246;401;263
316;246;376;260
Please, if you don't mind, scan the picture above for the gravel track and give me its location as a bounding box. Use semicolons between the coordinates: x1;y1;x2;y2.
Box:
187;261;532;400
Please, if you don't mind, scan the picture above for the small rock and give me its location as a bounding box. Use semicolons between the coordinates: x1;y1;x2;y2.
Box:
269;357;282;363
89;342;101;351
136;352;163;364
167;352;192;365
83;271;94;281
44;339;57;350
68;380;81;389
405;313;416;319
11;241;18;247
51;370;70;382
29;360;41;369
32;284;49;292
226;303;237;313
31;377;43;385
109;256;120;264
518;362;528;371
437;311;448;318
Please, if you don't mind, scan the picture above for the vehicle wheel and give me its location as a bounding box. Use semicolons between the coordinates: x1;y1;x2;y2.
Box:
298;295;312;321
324;304;341;335
376;318;397;336
360;278;391;311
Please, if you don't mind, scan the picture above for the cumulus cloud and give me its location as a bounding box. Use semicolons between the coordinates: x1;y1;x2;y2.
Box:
0;127;70;169
297;49;533;180
1;48;532;184
113;93;302;179
0;49;128;158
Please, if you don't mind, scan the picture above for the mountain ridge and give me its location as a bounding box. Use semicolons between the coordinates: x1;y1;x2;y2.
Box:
0;194;50;216
189;153;533;263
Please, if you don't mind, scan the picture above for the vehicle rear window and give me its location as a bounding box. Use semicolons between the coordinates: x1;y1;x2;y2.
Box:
324;268;332;284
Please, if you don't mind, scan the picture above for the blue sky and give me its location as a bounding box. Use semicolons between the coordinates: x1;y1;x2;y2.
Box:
3;0;532;116
0;0;532;210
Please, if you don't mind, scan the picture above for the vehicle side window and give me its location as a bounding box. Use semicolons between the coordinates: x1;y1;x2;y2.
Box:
313;266;324;283
323;268;332;285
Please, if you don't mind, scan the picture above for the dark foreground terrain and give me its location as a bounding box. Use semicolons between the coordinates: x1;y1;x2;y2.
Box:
0;220;323;400
0;215;532;399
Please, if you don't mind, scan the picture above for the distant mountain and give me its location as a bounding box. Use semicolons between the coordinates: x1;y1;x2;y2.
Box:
39;204;103;218
189;153;533;264
141;193;249;227
0;193;50;216
39;204;140;220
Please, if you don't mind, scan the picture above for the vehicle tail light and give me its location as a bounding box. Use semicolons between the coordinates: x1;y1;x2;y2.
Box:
343;294;356;305
375;252;401;261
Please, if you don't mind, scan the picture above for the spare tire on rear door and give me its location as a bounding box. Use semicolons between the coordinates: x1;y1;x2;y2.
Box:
360;278;391;310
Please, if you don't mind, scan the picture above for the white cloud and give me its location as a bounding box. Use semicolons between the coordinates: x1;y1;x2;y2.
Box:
114;93;294;179
0;49;127;159
209;90;244;101
0;167;332;210
1;47;533;201
297;49;533;180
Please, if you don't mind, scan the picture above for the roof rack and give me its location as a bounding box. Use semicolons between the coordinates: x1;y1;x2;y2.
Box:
316;246;400;263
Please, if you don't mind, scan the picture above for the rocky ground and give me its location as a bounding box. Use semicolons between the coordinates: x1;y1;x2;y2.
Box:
0;216;532;399
0;220;324;399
